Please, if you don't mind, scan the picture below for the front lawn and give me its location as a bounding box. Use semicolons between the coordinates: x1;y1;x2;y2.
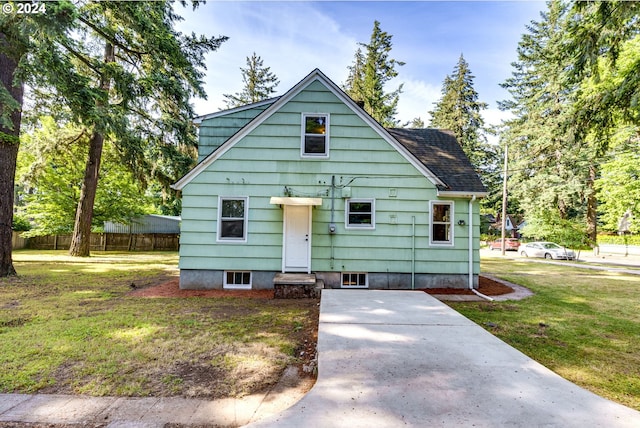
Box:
0;250;318;398
452;256;640;410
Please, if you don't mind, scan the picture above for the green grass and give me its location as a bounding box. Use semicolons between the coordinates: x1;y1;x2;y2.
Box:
0;250;318;398
452;256;640;410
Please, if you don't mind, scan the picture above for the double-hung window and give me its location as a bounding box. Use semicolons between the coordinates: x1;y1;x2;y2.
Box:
217;197;248;242
346;199;375;229
430;201;453;245
302;114;329;157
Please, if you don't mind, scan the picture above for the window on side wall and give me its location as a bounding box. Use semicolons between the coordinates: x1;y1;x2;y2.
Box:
217;197;248;242
430;201;453;245
346;199;375;229
302;114;329;157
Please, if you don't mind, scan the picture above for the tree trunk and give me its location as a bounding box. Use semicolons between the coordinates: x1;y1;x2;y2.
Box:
69;42;114;257
68;131;105;256
0;36;24;277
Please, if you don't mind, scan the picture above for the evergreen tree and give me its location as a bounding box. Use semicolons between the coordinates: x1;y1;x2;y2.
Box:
578;35;640;235
344;47;365;105
0;43;22;276
223;53;280;108
404;117;425;129
567;1;640;134
429;54;490;169
344;21;404;127
0;2;75;275
564;1;640;242
1;1;227;259
500;1;640;245
499;1;592;243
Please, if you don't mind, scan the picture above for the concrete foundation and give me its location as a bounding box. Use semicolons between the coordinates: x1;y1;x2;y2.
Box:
180;269;477;290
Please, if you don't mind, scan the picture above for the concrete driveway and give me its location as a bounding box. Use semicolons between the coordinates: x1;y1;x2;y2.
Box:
247;289;640;427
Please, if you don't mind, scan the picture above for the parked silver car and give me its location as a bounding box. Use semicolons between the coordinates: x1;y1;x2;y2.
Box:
520;242;576;260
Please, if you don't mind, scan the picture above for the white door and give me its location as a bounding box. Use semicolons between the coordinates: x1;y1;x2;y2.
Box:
283;205;311;272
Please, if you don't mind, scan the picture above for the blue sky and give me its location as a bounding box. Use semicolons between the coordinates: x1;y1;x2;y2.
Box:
177;1;545;127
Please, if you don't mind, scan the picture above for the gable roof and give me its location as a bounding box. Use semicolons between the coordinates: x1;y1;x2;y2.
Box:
387;128;487;196
192;97;280;125
173;69;486;198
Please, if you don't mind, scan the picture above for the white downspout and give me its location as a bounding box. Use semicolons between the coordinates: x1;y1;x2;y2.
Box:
411;216;416;290
468;195;493;301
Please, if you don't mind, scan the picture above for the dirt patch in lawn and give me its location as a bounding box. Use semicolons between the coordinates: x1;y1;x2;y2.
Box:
120;275;511;399
126;278;319;398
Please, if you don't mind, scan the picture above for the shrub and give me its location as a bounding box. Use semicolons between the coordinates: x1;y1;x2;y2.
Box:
12;214;31;232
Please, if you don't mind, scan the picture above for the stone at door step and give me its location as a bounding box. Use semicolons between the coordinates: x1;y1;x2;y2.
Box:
273;273;320;299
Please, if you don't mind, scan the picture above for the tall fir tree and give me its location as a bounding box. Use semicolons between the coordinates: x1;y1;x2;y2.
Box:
500;0;640;244
567;0;640;134
223;53;280;108
0;2;76;275
344;21;404;127
1;1;227;259
429;54;490;170
500;1;592;243
568;7;640;237
0;37;22;277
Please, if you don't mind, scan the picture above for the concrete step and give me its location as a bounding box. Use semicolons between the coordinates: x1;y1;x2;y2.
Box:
274;273;321;298
273;273;316;285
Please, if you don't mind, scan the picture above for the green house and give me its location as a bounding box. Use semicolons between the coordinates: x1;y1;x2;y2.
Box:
172;69;487;291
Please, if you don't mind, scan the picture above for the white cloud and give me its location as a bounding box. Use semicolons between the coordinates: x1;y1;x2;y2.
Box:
395;78;441;125
482;108;513;129
181;2;357;116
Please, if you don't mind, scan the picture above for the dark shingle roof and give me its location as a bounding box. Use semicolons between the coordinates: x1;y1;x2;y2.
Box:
386;128;487;194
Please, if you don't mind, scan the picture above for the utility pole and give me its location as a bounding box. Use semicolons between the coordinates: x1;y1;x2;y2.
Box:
501;143;508;256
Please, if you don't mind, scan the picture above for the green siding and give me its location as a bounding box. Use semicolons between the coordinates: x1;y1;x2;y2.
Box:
197;104;272;162
180;79;481;280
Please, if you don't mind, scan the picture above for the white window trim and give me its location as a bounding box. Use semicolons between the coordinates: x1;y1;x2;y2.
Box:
216;196;249;243
301;113;330;158
429;200;454;246
341;272;369;289
223;271;252;290
345;198;375;229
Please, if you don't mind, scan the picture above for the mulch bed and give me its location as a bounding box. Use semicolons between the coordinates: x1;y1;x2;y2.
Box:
421;275;514;296
128;278;275;298
129;275;514;298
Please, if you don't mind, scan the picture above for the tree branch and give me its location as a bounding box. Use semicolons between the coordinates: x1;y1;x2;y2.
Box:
77;15;150;57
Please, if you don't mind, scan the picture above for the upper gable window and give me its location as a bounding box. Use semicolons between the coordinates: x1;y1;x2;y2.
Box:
302;114;329;157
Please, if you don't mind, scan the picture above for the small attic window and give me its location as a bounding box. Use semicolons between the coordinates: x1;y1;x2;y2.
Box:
302;114;329;157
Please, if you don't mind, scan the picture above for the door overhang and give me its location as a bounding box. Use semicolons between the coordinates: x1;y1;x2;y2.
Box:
270;197;322;207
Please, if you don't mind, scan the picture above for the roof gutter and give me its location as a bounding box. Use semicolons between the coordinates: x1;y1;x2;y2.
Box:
438;190;489;199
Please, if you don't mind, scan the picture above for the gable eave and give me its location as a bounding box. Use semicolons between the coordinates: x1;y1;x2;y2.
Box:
192;97;280;126
173;71;326;190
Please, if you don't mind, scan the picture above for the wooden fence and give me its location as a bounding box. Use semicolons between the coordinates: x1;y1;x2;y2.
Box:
25;233;179;251
12;232;27;250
